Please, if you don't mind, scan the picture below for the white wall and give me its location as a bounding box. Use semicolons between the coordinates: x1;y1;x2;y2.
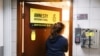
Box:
3;0;17;56
11;0;17;56
3;0;12;56
0;0;4;56
0;0;3;47
73;0;100;56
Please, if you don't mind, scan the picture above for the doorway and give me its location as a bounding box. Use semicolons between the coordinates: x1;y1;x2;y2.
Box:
17;1;73;56
24;3;61;56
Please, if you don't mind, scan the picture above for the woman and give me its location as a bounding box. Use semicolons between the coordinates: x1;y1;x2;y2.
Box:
46;22;68;56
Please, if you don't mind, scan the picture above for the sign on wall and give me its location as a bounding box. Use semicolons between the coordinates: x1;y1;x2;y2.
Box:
30;8;61;27
30;8;60;24
77;14;88;20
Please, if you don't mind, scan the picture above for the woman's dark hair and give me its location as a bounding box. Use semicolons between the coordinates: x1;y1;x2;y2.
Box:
49;22;65;39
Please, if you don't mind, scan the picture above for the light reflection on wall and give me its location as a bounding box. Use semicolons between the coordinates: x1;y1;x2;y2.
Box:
62;10;70;21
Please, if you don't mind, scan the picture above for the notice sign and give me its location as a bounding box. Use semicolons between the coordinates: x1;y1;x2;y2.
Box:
31;30;36;41
77;14;88;20
30;8;60;27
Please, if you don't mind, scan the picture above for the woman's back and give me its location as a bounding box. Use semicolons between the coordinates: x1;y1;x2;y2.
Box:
46;22;68;56
46;35;68;56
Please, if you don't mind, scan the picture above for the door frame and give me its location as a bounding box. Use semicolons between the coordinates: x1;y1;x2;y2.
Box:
17;0;23;56
17;0;73;56
69;0;73;56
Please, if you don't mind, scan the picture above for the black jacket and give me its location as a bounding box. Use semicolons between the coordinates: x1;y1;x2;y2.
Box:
46;35;68;56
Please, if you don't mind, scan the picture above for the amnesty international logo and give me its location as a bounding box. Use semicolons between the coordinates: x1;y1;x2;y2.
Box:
53;14;56;22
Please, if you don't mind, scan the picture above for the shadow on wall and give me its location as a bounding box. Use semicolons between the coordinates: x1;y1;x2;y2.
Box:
0;46;3;56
